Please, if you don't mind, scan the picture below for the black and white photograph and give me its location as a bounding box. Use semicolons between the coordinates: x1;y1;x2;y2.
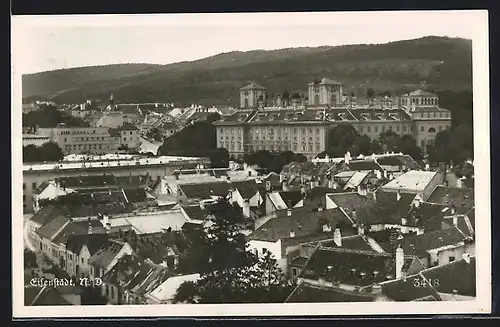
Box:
11;11;491;317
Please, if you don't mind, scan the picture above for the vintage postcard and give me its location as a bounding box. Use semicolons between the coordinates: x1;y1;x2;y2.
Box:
11;10;491;318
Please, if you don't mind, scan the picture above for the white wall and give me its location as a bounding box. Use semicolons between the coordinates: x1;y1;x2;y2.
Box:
248;239;282;260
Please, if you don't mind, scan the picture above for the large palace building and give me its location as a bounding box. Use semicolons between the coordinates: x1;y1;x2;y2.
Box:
215;79;452;160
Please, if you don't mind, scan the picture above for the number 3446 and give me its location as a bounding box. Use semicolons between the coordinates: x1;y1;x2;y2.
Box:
413;278;440;288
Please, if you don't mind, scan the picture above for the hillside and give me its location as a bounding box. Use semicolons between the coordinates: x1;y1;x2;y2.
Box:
22;36;472;106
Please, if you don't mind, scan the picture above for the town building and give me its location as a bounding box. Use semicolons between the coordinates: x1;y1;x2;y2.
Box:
36;125;120;155
22;155;210;213
22;134;51;147
214;79;452;159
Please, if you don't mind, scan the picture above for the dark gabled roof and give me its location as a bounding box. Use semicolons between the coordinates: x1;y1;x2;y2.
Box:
36;215;71;240
347;160;383;172
181;205;206;221
327;193;394;225
374;190;415;216
89;239;128;268
442;213;475;237
248;207;352;242
380;274;439;301
425;186;474;209
322;235;375;252
299;247;416;287
123;188;149;203
178;182;230;200
120;261;171;296
278;190;303;208
66;233;109;256
286;281;377;303
231;180;259;200
380;226;468;257
421;256;476;296
56;174;118;188
376;155;421;170
30;205;68;225
409;202;471;232
52;220;104;245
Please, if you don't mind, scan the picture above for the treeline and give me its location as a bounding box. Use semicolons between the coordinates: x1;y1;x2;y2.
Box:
22;105;89;128
23;142;64;163
242;150;307;173
157;113;230;168
320;125;423;162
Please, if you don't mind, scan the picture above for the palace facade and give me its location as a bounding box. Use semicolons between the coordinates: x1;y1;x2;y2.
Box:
215;79;452;160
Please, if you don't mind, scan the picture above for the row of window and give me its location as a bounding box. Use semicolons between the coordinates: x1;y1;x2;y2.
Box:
414;112;450;119
359;125;411;133
401;97;438;106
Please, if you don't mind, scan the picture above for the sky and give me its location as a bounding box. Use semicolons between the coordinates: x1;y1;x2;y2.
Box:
12;11;485;75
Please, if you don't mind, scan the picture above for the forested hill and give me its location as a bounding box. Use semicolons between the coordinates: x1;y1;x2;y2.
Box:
22;36;472;106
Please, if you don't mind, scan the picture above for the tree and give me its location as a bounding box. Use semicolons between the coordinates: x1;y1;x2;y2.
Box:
23;142;64;163
172;198;294;304
208;148;230;168
398;135;423;161
325;125;361;157
351;135;372;156
377;131;401;153
366;88;375;102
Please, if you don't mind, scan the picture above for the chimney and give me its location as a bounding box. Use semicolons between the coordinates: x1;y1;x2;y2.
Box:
456;178;463;188
371;284;382;296
318;205;324;212
243;199;250;218
452;214;458;226
414;196;421;208
266;181;271;191
334;228;342;246
395;245;404;280
352;209;358;223
322;224;331;232
357;185;367;196
357;222;364;235
173;255;179;269
401;217;407;226
287;209;292;217
462;252;471;263
88;218;93;235
396;191;401;202
289;230;295;238
106;222;111;233
372;190;378;202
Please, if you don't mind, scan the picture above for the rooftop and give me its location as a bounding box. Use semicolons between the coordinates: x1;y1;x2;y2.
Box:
300;247;417;286
379;226;470;257
425;186;475;209
147;273;201;303
248;207;352;243
402;89;438;97
421;255;476;296
286;280;378;303
381;171;439;193
24;156;209;172
89;239;128;268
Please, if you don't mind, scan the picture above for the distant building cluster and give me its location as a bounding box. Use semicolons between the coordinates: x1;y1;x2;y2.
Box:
215;79;452;159
23;148;475;305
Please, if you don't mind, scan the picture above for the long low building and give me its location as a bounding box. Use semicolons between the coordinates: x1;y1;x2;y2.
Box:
22;155;210;213
214;80;452;160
